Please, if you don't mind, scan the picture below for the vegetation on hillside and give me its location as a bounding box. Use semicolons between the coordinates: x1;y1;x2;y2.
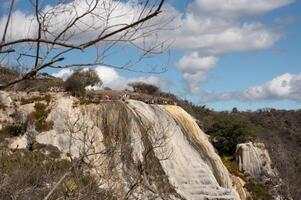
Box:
207;115;258;156
64;69;102;97
128;82;160;95
31;103;54;132
0;123;27;142
0;148;107;200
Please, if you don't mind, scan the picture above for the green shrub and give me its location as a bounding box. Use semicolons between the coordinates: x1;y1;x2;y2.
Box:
207;115;258;156
33;103;53;132
245;179;271;200
0;149;105;200
20;94;52;105
221;156;241;177
64;69;102;97
0;102;6;110
128;82;160;95
0;123;27;141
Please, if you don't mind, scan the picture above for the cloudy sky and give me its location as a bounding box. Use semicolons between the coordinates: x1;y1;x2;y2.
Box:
1;0;301;110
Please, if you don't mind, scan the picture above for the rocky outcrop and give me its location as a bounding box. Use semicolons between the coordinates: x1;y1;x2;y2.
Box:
236;142;292;200
163;105;233;188
3;94;240;199
0;91;12;107
236;142;276;179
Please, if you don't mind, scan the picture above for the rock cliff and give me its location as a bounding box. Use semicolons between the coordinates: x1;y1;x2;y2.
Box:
2;93;240;200
236;142;292;200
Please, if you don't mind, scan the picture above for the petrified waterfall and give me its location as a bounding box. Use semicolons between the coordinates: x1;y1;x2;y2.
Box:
12;96;240;200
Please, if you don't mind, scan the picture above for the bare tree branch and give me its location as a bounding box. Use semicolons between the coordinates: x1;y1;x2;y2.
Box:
0;0;169;90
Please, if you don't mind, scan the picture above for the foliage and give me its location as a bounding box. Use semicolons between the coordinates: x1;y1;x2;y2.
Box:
103;87;112;90
221;156;241;177
207;114;258;156
0;123;27;142
64;69;102;97
191;104;211;118
32;103;53;132
0;149;104;200
221;156;271;200
128;82;160;95
21;94;52;105
0;67;20;86
31;78;65;92
245;179;271;200
0;102;5;110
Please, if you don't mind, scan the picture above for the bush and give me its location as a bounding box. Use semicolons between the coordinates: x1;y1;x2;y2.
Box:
207;115;258;156
32;103;53;132
64;69;102;97
222;156;241;177
0;123;27;141
128;82;159;95
0;149;104;200
21;94;52;105
245;179;271;200
0;102;5;110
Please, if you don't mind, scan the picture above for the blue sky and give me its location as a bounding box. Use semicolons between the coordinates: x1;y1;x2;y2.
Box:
1;0;301;111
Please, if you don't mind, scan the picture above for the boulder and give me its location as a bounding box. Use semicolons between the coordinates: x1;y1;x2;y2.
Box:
235;142;276;179
0;91;12;107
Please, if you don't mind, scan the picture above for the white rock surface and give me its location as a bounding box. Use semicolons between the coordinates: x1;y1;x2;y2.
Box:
235;142;276;179
0;91;12;106
5;95;240;200
128;101;240;200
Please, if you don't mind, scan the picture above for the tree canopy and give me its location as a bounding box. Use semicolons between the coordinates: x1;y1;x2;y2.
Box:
64;69;102;97
207;115;258;156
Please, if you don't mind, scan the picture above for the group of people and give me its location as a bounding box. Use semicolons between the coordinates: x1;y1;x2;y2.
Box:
144;98;176;105
104;93;129;101
103;93;177;105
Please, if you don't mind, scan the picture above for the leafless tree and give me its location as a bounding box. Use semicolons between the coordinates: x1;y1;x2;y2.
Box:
0;0;172;90
42;105;173;199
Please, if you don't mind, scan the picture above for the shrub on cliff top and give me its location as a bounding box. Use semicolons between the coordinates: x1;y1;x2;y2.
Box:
32;103;53;132
64;69;102;97
128;82;160;95
0;123;27;142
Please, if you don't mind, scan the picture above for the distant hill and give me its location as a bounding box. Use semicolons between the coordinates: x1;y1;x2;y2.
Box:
0;67;20;86
0;66;63;92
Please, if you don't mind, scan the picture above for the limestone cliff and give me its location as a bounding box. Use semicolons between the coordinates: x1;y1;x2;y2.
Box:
236;142;292;200
1;93;240;200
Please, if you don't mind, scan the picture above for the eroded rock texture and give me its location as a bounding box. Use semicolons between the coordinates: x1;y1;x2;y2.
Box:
4;95;240;200
236;142;292;200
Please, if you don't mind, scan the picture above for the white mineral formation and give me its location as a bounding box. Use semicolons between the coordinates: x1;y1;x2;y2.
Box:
235;142;276;179
6;95;240;200
0;91;12;106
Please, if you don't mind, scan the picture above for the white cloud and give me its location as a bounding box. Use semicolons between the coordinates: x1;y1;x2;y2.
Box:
178;53;218;73
52;66;170;90
176;52;218;95
190;0;294;18
0;0;167;45
200;73;301;102
171;0;293;96
238;73;301;101
52;68;73;80
1;0;296;103
93;67;128;89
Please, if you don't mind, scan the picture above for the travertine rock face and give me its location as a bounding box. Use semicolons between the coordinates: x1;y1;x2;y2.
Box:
235;142;276;179
236;142;292;200
4;95;240;200
0;91;12;106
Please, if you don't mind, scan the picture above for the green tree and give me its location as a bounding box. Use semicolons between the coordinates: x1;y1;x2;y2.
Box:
128;82;160;95
207;115;258;156
64;70;102;97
